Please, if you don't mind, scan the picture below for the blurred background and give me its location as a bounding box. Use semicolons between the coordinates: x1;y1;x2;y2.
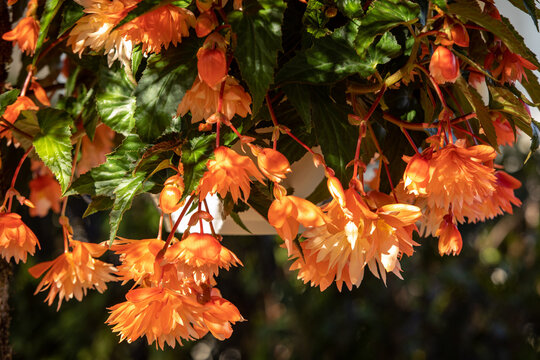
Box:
5;1;540;359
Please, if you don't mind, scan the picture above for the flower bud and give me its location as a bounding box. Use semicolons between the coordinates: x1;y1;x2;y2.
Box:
257;148;291;183
429;46;460;84
195;11;218;38
159;186;183;214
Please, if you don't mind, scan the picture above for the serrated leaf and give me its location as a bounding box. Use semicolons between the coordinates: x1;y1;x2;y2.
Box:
34;0;65;62
336;0;363;18
311;90;356;183
277;23;403;84
134;40;199;142
282;84;312;130
82;195;114;217
14;110;41;150
456;78;498;148
354;0;419;58
33;108;73;192
59;1;84;36
67;135;146;196
96;94;136;135
229;0;285;112
522;68;540;104
448;0;540;68
0;89;20;117
507;0;539;31
303;0;332;38
108;172;146;243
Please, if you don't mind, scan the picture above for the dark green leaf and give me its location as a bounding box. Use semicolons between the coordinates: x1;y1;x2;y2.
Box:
229;211;253;234
0;89;20;117
282;84;312;130
67;135;146;196
507;0;539;31
132;44;144;77
456;78;498;148
303;0;332;38
522;68;540;105
82;195;114;217
305;178;330;204
32;108;73;192
59;1;84;36
489;85;532;136
34;0;65;62
354;0;419;58
525;120;540;163
134;40;199;142
431;0;447;10
96;94;136;136
229;0;286;112
14;110;40;150
336;0;363;18
182;134;216;199
311;90;356;183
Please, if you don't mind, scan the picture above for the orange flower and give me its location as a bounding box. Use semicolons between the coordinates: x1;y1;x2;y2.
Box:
2;17;40;56
198;146;263;203
0;212;40;264
491;112;515;146
107;286;205;349
28;172;62;217
1;96;38;140
268;195;327;255
195;11;218;38
429;46;460;84
436;215;462;256
402;152;430;196
77;124;115;174
167;233;242;284
438;18;469;48
177;76;252;123
288;189;421;290
120;5;195;55
249;146;291;183
29;79;51;106
486;44;537;84
29;239;117;310
199;288;244;341
197;33;227;88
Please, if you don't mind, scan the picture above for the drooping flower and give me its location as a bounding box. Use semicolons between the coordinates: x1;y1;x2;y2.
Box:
167;233;242;284
120;5;195;55
177;76;252;123
2;17;40;56
159;174;185;214
267;195;327;255
29;79;51;106
288;189;421;290
106;286;205;349
198;288;244;341
491;112;515;146
402;152;431;196
77;124;115;174
436;215;462;256
438;18;469;48
28;172;62;217
0;212;40;263
429;46;460;84
197;33;227;88
198;146;263;203
485;43;537;84
249;146;291;183
29;239;117;310
195;11;218;38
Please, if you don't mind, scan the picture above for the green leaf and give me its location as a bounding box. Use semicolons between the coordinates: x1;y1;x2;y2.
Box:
67;135;146;196
108;172;147;243
229;0;286;112
431;0;447;10
448;0;540;68
32;108;73;192
181;134;216;199
134;40;199;142
82;196;114;218
277;23;403;84
59;1;84;36
354;0;419;58
456;78;498;148
303;0;332;38
14;110;41;150
336;0;363;18
0;89;20;117
522;68;540;105
282;84;312;130
311;90;356;183
229;211;252;234
96;94;136;136
34;0;65;62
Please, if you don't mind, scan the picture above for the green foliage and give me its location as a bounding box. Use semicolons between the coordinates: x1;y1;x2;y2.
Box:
133;39;199;142
32;108;73;192
34;0;65;62
59;0;84;36
229;0;286;113
0;89;19;116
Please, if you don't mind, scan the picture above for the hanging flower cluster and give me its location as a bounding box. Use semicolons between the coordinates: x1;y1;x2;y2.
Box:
1;0;538;350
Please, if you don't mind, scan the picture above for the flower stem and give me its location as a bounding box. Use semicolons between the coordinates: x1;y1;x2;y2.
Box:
163;193;195;249
5;146;33;212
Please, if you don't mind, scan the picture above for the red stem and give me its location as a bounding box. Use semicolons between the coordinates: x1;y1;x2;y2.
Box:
163;194;195;249
402;128;420;155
